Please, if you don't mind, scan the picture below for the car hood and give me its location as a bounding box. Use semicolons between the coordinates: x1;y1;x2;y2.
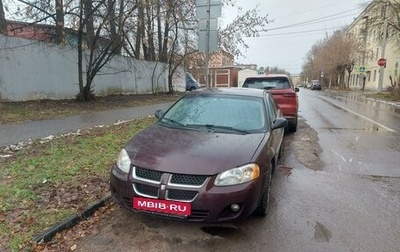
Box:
124;124;267;175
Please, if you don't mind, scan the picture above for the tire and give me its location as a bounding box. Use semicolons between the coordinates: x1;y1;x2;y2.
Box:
288;124;297;133
278;144;284;160
254;173;272;217
288;117;298;133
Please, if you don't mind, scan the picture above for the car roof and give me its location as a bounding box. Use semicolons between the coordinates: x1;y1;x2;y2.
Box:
188;87;268;99
246;74;290;79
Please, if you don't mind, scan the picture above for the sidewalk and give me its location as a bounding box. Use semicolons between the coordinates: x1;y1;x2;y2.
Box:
0;102;173;147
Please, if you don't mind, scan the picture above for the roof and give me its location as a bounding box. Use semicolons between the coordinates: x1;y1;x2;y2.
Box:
247;74;290;78
189;87;268;98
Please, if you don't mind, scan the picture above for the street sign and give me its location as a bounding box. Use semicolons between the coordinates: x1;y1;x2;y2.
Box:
377;58;386;67
359;66;366;73
198;30;218;52
196;0;222;19
198;19;218;31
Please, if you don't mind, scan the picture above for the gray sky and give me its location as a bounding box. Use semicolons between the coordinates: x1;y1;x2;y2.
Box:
222;0;371;74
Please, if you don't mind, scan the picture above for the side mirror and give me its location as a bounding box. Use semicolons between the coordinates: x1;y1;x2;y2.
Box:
295;87;300;92
155;110;164;119
271;118;288;130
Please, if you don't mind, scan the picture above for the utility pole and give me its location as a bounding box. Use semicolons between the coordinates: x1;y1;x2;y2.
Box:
196;0;220;87
205;0;210;88
361;15;368;91
378;1;389;91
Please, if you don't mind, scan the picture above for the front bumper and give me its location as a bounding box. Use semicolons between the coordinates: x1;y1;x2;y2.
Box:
110;165;266;223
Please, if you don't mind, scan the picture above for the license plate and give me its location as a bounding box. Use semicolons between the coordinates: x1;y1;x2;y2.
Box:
133;197;191;216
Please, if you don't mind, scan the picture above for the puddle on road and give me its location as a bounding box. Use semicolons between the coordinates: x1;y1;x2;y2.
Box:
328;93;400;114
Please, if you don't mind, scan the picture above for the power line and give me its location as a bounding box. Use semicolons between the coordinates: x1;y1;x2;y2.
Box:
265;8;360;32
273;0;362;20
252;26;347;38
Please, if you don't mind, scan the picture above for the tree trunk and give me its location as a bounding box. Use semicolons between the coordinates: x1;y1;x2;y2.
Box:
160;0;171;62
135;0;144;59
157;1;162;59
108;0;123;54
145;1;155;61
347;70;352;88
55;0;65;44
77;0;85;100
108;0;117;50
0;0;7;34
83;0;95;48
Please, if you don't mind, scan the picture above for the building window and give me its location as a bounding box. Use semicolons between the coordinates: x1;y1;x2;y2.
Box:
373;70;377;81
376;48;379;60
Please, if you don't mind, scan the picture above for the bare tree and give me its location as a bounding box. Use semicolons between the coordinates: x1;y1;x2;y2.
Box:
0;0;6;34
76;0;127;100
11;0;66;43
302;29;361;89
366;0;400;51
219;5;270;59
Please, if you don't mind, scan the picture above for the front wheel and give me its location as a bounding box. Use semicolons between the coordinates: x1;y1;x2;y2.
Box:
254;174;272;217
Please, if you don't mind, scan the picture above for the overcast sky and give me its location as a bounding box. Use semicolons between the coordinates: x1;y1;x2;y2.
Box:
221;0;371;74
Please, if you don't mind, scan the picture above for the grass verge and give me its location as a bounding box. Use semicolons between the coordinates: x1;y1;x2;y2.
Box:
363;91;400;102
0;116;156;252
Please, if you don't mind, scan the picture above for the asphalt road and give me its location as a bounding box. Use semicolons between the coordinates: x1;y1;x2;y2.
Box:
71;89;400;252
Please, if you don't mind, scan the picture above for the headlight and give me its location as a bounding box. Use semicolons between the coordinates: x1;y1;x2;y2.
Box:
214;164;260;186
117;149;131;173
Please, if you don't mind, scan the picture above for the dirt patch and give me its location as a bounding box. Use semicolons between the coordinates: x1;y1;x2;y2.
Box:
284;118;324;171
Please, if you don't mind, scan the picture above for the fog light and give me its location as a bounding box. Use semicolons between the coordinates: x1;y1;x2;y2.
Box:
230;204;240;212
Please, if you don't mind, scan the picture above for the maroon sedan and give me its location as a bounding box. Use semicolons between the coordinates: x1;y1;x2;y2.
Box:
110;88;287;223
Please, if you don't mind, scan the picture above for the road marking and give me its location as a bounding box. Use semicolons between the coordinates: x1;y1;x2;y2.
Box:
321;97;396;132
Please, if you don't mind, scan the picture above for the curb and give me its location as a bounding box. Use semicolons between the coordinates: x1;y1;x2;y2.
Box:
32;193;112;244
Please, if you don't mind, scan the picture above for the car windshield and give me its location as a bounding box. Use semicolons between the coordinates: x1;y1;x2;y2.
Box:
243;77;290;89
160;95;267;132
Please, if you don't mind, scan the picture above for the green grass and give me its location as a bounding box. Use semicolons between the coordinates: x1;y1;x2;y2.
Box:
0;116;156;251
364;91;400;102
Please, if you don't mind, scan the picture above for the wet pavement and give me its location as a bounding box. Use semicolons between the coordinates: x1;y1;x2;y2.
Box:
1;90;398;148
0;103;173;147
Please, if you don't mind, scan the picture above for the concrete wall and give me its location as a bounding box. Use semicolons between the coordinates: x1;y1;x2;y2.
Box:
0;35;174;101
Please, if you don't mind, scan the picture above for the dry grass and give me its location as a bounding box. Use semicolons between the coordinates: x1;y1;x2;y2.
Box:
0;93;184;125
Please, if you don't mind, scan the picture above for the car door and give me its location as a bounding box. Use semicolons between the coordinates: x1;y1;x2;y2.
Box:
265;93;284;157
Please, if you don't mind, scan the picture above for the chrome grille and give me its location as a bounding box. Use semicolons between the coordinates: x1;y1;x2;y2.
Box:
132;167;209;200
170;174;207;186
134;183;159;198
134;166;163;182
167;190;198;201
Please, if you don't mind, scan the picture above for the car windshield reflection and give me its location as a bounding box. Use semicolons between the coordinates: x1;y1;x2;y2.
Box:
160;95;267;133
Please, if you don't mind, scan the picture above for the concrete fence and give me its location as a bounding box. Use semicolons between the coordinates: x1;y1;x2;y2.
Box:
0;34;184;101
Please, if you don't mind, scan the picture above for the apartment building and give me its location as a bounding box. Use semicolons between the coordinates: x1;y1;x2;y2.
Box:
345;0;400;91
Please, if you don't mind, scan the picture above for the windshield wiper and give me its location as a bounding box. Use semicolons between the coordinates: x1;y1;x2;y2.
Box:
204;124;250;134
161;117;185;127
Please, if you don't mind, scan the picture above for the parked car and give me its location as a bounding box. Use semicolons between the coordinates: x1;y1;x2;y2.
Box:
242;74;299;132
110;88;287;223
310;80;321;90
185;72;201;91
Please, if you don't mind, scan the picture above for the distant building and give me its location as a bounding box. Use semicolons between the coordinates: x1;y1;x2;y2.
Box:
5;20;109;49
187;49;238;87
345;0;400;91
